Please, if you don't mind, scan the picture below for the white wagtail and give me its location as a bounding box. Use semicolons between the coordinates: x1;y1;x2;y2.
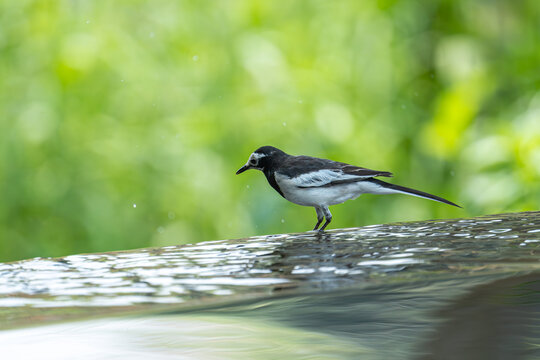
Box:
236;146;461;231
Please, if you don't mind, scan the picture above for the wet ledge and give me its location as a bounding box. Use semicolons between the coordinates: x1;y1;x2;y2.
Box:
1;211;539;329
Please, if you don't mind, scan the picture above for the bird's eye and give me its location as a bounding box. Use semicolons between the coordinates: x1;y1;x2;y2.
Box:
249;158;258;166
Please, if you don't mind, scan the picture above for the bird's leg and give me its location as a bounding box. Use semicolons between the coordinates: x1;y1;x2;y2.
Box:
313;207;324;230
319;207;332;231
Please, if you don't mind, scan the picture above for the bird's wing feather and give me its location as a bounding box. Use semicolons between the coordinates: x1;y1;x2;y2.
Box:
340;164;392;178
290;169;360;188
280;156;392;188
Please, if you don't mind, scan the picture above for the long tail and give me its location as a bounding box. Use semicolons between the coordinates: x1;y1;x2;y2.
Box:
366;178;461;208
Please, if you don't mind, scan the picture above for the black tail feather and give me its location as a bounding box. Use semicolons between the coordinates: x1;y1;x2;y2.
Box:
367;178;461;208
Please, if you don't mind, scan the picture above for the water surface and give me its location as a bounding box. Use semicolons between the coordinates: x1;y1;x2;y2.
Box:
1;212;539;359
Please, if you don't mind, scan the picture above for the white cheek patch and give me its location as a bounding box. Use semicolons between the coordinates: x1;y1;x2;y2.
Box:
246;152;267;168
250;153;267;161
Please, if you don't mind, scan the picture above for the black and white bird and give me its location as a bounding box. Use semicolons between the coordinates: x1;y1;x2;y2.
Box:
236;146;460;231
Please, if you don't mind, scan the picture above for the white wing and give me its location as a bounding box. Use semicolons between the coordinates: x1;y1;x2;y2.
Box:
287;169;367;188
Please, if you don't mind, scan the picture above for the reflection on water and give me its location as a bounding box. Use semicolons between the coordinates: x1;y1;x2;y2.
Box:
1;275;538;360
0;211;539;359
420;273;540;360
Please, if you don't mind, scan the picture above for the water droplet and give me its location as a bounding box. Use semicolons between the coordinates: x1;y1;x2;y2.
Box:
246;185;250;189
282;122;287;127
133;204;137;208
157;226;164;234
120;79;125;83
281;219;285;223
192;55;199;62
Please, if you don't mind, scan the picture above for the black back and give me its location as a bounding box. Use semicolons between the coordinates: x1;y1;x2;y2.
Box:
278;155;392;178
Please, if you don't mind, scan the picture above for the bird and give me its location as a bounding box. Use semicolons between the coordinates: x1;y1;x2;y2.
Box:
236;146;461;231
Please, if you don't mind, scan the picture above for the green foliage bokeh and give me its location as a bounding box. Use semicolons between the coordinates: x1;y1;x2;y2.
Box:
1;0;539;262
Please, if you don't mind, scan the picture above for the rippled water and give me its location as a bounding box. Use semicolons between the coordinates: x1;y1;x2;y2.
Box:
1;212;539;359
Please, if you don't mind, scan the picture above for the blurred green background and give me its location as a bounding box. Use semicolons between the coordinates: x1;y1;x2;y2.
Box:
1;0;539;262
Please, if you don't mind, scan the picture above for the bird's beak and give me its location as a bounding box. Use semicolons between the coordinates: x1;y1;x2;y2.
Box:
236;164;249;175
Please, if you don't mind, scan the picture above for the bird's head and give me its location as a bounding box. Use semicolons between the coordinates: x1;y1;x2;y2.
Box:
236;146;286;174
